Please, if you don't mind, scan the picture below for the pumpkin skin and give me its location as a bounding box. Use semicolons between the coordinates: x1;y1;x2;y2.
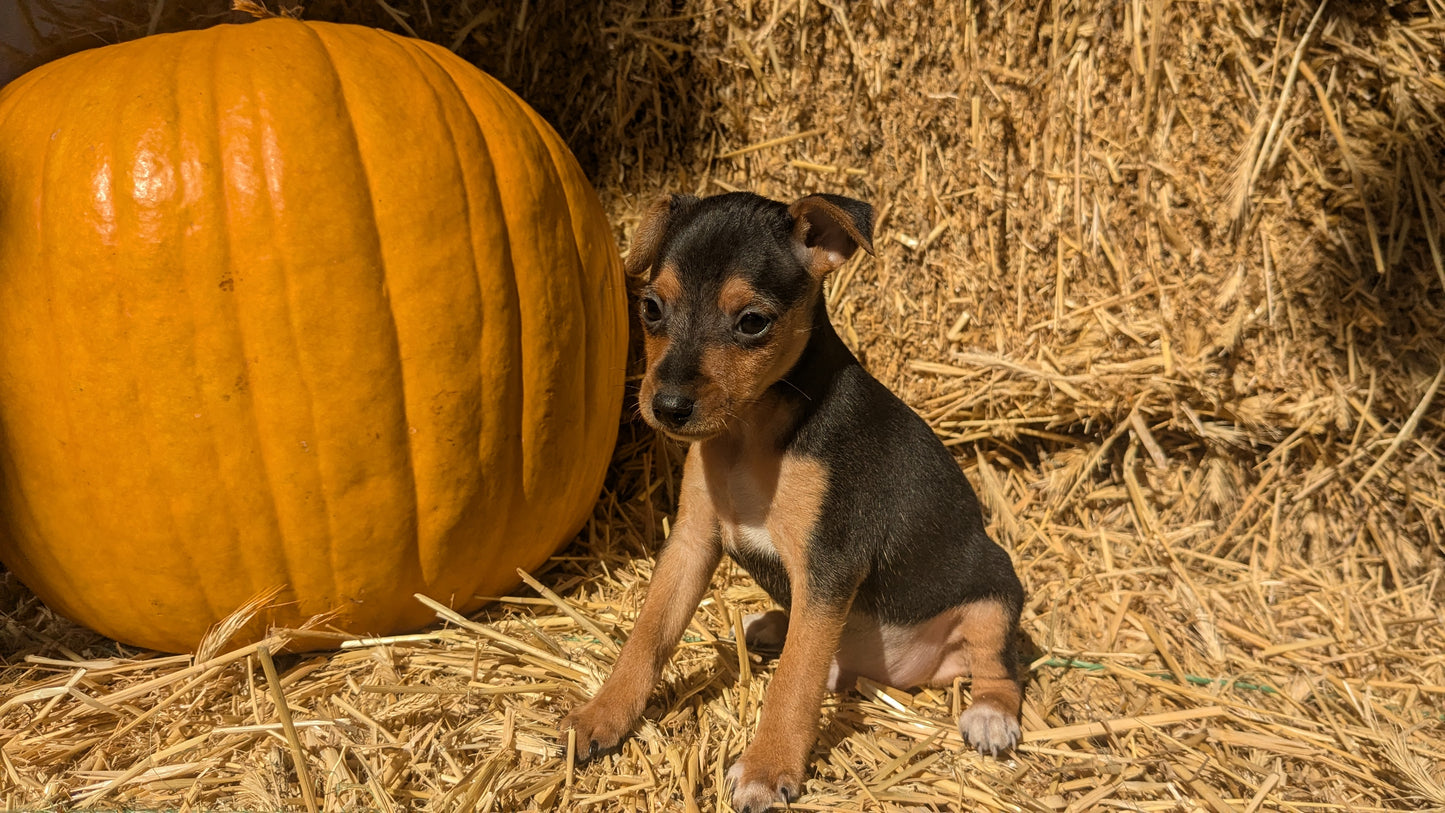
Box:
0;19;626;653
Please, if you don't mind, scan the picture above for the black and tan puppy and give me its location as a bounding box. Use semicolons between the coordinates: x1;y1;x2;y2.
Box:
562;192;1025;812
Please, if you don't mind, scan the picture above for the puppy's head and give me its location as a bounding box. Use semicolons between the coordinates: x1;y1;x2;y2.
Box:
626;192;874;442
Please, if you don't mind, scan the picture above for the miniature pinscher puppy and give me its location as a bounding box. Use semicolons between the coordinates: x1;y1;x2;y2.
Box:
561;192;1025;812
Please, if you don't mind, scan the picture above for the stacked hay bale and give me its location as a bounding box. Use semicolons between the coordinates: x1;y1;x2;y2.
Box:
2;0;1441;810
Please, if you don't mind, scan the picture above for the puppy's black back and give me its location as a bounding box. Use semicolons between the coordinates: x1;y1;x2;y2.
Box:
772;317;1024;626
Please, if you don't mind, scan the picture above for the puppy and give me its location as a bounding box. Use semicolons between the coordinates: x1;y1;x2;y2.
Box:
562;192;1025;812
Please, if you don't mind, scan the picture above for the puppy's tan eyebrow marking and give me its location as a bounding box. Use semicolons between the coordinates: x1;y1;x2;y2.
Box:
651;263;683;301
719;276;757;315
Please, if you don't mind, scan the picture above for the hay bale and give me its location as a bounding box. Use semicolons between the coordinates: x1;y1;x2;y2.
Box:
2;0;1442;810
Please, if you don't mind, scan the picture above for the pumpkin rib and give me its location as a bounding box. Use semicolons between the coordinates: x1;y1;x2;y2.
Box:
476;99;541;510
240;47;343;623
272;24;432;624
225;24;368;630
509;102;626;532
463;68;589;514
431;70;513;600
506;102;595;526
514;103;598;528
447;79;531;580
440;58;527;602
491;48;620;582
204;30;279;619
190;33;265;633
440;63;592;581
468;130;531;591
525;109;607;536
303;25;425;606
207;32;306;629
281;27;359;620
383;37;511;593
138;37;226;633
310;22;500;601
0;82;76;624
25;64;85;627
209;43;298;628
419;51;573;587
401;38;547;594
182;27;293;638
167;33;231;635
32;48;133;630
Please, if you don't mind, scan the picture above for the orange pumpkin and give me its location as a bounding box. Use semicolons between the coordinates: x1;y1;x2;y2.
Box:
0;19;626;653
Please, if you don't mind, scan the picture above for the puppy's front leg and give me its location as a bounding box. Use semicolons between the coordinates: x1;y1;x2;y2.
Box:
562;451;721;762
728;596;850;813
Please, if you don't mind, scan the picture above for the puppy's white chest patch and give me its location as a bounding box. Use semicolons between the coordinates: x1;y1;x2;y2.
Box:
734;522;776;556
721;468;780;558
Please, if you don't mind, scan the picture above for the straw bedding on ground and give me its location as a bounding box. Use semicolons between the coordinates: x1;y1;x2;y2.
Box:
2;0;1443;810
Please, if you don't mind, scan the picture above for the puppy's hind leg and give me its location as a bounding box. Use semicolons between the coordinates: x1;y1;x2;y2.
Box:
954;599;1023;756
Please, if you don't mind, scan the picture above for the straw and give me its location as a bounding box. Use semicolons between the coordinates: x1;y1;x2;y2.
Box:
3;0;1444;810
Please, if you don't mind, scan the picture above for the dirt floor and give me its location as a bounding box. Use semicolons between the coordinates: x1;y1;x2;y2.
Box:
2;0;1444;810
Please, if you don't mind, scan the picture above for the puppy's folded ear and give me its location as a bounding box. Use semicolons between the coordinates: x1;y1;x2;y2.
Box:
625;194;700;278
788;194;875;278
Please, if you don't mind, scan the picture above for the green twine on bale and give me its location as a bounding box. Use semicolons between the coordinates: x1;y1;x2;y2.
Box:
1039;657;1280;694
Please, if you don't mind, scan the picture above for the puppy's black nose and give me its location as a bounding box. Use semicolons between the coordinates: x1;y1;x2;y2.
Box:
652;393;695;429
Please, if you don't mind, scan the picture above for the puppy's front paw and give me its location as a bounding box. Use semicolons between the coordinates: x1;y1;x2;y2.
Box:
726;754;802;813
958;701;1021;757
559;698;637;764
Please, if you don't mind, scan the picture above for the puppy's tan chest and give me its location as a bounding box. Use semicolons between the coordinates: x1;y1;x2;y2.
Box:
696;443;829;575
715;468;776;558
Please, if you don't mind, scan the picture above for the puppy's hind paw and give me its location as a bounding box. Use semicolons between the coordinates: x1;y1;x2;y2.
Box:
741;610;789;656
958;703;1021;757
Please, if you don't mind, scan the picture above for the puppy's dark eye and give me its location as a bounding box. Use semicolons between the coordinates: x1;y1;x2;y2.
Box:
640;295;664;326
736;311;772;337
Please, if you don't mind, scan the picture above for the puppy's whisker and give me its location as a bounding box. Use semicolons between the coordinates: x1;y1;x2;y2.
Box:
779;378;811;401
